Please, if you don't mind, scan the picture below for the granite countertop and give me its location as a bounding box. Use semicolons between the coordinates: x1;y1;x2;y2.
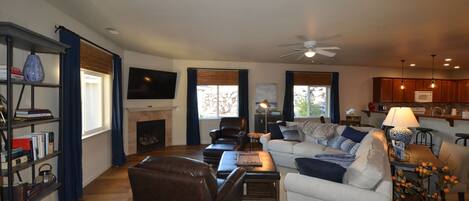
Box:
361;110;469;126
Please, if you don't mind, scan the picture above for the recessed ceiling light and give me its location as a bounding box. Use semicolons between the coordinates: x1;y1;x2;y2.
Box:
444;63;450;66
445;58;452;62
409;63;416;67
105;27;119;35
454;66;460;69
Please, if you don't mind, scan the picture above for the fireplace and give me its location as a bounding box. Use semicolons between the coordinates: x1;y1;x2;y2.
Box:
137;120;165;153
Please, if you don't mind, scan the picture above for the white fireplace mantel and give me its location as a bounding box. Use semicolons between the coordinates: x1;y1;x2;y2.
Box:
126;106;177;112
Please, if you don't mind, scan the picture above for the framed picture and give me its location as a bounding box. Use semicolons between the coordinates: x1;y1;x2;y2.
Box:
255;83;278;113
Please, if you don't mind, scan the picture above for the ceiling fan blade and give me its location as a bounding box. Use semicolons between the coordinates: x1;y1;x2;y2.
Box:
296;54;305;61
277;42;303;47
316;34;342;42
316;49;336;57
316;46;340;50
296;35;309;41
280;51;302;58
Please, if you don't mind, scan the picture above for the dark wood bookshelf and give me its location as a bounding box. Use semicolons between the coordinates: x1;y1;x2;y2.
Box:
0;22;66;201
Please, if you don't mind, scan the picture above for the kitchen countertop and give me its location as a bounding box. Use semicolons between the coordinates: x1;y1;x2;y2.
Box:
362;110;469;127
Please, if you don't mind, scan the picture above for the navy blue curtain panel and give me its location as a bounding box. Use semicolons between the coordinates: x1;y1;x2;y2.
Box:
59;29;83;201
111;55;126;166
330;72;340;123
238;70;249;131
186;68;201;145
283;71;295;121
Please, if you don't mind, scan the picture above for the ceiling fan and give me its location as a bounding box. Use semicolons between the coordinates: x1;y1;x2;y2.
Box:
279;34;341;61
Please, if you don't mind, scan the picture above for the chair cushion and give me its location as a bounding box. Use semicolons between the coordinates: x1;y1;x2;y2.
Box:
268;140;298;153
293;142;326;157
343;143;385;189
295;158;347;183
341;126;368;143
268;123;284;140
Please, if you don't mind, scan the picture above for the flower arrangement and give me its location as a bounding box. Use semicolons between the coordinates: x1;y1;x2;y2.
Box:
393;162;459;201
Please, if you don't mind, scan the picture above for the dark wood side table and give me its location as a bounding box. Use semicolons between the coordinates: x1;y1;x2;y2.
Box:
389;144;444;171
217;151;280;201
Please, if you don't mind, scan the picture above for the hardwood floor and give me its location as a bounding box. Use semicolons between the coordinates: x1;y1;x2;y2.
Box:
82;145;207;201
82;144;467;201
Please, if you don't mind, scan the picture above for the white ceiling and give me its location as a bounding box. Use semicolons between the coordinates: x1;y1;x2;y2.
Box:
46;0;469;69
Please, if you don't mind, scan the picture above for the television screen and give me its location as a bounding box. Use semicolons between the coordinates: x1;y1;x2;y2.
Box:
127;67;177;99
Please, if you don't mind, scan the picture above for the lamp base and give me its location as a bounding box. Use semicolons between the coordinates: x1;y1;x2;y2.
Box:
389;127;413;145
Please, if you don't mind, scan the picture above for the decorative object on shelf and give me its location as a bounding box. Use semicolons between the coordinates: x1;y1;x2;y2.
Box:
259;99;270;133
393;163;459;201
430;54;436;89
383;107;420;148
23;52;45;82
34;163;56;186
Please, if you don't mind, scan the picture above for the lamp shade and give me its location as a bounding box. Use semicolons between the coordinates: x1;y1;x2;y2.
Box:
259;99;270;109
383;107;420;128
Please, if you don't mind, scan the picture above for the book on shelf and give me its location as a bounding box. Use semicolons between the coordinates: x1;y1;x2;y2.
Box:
0;148;24;162
1;155;28;170
14;108;54;121
10;132;55;161
0;65;24;81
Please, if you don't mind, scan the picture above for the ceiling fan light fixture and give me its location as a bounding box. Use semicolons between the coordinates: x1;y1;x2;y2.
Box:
304;49;316;58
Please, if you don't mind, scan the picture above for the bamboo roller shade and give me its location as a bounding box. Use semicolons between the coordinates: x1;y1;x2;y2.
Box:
293;72;332;85
80;40;113;74
197;69;239;85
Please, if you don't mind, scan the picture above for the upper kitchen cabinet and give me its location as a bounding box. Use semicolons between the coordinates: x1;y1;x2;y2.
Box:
441;80;458;103
373;78;393;102
458;80;469;103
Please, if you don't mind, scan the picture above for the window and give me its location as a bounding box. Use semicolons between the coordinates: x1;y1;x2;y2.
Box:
294;85;330;118
197;85;239;119
81;70;106;136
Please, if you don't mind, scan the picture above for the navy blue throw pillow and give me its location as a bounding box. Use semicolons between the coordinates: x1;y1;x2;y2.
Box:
341;126;368;143
268;123;283;139
295;158;346;183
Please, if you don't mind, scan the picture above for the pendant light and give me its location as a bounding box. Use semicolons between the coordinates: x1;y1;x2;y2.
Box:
430;54;436;88
400;59;405;90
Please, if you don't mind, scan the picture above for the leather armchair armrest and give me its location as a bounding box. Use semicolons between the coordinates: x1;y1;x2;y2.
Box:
215;168;246;201
209;129;221;144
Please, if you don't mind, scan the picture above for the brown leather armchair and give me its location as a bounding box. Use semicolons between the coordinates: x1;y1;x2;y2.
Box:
128;156;246;201
209;117;248;148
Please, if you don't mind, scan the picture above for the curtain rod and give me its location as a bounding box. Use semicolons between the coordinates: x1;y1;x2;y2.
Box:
55;25;118;57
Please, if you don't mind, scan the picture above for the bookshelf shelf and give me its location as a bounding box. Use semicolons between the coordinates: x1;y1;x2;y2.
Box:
0;22;66;200
0;80;61;88
0;118;60;130
1;152;61;176
28;183;62;201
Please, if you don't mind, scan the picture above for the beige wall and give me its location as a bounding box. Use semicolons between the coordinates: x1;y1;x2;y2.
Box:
170;59;453;145
0;1;123;199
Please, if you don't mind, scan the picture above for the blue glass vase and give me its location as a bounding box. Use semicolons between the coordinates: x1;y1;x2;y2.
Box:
23;53;44;82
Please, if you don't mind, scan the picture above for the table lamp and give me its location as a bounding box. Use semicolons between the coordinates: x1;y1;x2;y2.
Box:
259;99;270;133
383;107;420;146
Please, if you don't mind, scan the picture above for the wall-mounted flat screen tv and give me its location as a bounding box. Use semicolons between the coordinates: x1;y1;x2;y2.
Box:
127;67;177;99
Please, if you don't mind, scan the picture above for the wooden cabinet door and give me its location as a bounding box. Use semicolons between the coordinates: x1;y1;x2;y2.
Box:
403;79;416;102
432;80;442;102
458;80;469;103
415;79;427;91
392;79;404;102
441;80;458;102
373;78;393;102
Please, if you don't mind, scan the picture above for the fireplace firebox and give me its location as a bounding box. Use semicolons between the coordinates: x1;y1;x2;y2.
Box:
137;120;165;153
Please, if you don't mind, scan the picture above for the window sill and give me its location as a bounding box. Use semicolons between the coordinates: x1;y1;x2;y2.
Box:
82;129;111;141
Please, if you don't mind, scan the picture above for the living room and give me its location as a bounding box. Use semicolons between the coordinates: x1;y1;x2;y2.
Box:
0;0;468;201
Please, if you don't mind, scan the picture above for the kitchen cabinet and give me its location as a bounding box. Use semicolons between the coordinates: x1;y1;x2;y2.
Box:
373;77;464;103
458;80;469;103
373;78;393;103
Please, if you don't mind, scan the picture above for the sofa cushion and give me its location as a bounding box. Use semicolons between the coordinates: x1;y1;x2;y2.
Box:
341;126;368;143
268;140;298;153
295;158;347;183
343;143;385;189
293;142;326;157
323;147;347;155
268;123;284;140
279;125;301;141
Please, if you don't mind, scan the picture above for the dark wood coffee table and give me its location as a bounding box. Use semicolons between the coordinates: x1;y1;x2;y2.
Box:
217;151;280;201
